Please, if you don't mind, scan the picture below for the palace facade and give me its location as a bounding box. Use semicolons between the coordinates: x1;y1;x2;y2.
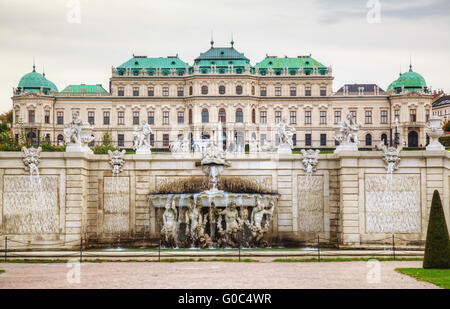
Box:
11;41;434;150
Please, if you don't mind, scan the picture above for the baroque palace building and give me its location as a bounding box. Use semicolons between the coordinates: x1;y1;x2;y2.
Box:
11;41;434;150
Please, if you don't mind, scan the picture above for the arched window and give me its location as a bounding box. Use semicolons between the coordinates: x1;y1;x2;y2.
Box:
57;134;64;146
236;85;243;95
188;109;193;124
235;108;243;123
252;109;256;123
381;133;388;146
219;85;225;95
201;86;208;95
251;86;255;95
189;86;193;96
365;134;372;146
202;108;209;123
218;108;226;123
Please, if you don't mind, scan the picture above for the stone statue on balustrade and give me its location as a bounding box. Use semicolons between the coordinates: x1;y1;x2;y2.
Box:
334;113;360;152
277;118;296;154
133;119;152;154
64;112;94;153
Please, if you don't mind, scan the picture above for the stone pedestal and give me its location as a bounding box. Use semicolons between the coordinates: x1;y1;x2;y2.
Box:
277;143;292;154
426;140;445;151
334;142;358;153
135;146;151;155
66;144;93;154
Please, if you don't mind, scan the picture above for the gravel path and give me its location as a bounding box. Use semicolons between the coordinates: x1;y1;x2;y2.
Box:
0;261;438;289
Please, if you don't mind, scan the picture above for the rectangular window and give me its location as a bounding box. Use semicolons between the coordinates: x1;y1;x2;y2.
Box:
290;87;296;96
320;87;326;96
275;87;281;96
305;87;311;96
133;111;139;125
148;87;154;96
163;111;169;125
118;87;124;96
260;111;267;124
351;111;357;122
150;134;154;146
410;109;416;122
44;110;50;124
133;87;139;96
260;87;266;96
292;133;297;146
365;110;372;124
103;111;110;125
163;87;169;97
57;111;64;125
334;110;341;124
275;111;282;124
177;87;184;97
320;111;327;124
118;111;124;125
28;110;35;123
320;133;326;146
305;134;312;146
178;111;184;124
88;111;95;125
426;110;430;122
163;134;169;146
15;110;20;123
290;111;296;124
305;111;311;124
381;110;388;124
395;110;400;122
118;134;124;147
148;111;154;125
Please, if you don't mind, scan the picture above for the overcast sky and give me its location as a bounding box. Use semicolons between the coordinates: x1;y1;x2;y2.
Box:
0;0;449;113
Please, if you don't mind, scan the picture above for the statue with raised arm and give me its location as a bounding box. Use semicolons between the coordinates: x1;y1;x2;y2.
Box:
334;113;360;152
277;118;296;154
133;119;152;154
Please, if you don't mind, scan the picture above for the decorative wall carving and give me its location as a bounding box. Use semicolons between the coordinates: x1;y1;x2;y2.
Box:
103;177;130;233
365;174;420;233
298;175;324;232
3;176;58;234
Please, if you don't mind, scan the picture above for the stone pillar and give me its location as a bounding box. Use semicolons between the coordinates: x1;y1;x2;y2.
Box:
337;152;361;246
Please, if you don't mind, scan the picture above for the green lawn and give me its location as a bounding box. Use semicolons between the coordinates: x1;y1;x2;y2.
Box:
274;257;423;262
396;268;450;289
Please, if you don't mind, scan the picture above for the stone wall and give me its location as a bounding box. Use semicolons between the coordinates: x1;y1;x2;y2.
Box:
0;150;448;248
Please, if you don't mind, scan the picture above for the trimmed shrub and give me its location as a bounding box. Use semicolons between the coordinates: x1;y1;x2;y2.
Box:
40;143;65;152
423;190;450;269
439;136;450;147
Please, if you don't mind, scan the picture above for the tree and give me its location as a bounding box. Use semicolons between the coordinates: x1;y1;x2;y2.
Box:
423;190;450;269
443;120;450;133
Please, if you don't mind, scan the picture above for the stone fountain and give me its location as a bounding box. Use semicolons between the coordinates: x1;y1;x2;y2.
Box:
108;149;126;175
22;146;41;177
148;140;279;248
378;142;401;174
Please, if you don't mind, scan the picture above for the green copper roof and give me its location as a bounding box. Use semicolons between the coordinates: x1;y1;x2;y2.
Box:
387;65;427;93
195;46;249;62
255;56;326;69
18;66;58;93
118;56;189;69
60;84;108;94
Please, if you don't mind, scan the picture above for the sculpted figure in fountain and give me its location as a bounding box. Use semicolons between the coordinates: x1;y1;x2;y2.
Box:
249;134;259;154
64;112;94;153
133;120;152;154
201;141;230;192
108;149;126;176
301;149;320;177
425;117;445;151
378;142;401;174
277;118;296;154
215;202;243;247
161;197;178;247
246;198;275;247
334;113;360;152
22;146;41;176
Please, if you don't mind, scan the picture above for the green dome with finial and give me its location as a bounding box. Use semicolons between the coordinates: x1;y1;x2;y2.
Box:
387;65;428;94
17;65;58;94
